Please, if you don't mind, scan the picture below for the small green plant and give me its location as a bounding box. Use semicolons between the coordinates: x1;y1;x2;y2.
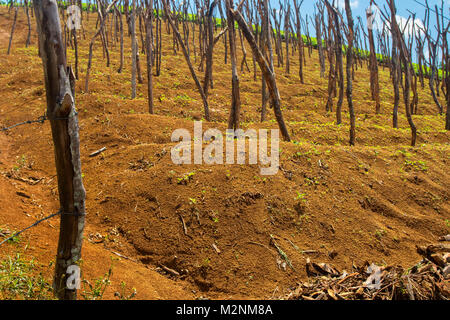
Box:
13;155;27;172
403;160;428;172
295;192;307;203
202;258;211;267
210;210;219;223
177;171;196;185
375;229;387;240
293;151;312;160
7;233;20;244
0;253;54;300
393;148;413;158
173;81;181;89
81;267;112;300
305;177;319;186
0;226;21;244
158;94;166;102
174;94;194;106
254;175;268;184
114;281;137;300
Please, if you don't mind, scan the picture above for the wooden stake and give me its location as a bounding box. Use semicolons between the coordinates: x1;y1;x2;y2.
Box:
33;0;86;300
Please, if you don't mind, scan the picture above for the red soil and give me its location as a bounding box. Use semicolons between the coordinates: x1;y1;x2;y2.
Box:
0;7;448;299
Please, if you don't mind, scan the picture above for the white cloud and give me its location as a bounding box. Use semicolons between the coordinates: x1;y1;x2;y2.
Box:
335;0;360;11
366;4;425;39
395;15;425;38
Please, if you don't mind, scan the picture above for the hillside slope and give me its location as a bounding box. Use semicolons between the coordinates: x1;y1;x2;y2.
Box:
0;7;448;299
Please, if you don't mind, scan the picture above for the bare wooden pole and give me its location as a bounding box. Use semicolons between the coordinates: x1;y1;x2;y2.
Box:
293;0;305;83
7;6;18;55
385;0;417;146
231;7;291;142
391;35;400;129
367;0;381;114
145;0;154;114
25;0;32;47
446;54;450;130
226;0;241;130
325;1;336;113
85;0;118;92
284;2;290;74
115;4;125;73
324;0;344;125
314;6;325;78
162;0;210;121
259;0;272;122
203;0;217;97
33;0;86;300
131;0;137;99
345;0;356;146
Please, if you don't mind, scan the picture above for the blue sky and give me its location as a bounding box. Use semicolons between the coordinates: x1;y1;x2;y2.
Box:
275;0;448;20
270;0;448;35
268;0;449;61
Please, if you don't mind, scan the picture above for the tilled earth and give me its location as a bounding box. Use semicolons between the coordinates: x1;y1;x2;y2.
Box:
0;7;449;299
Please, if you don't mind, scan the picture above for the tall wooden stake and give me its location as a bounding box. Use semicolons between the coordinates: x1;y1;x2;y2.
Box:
231;7;291;142
33;0;86;300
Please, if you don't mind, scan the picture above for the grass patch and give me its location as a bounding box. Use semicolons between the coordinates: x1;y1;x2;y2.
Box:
0;252;54;300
